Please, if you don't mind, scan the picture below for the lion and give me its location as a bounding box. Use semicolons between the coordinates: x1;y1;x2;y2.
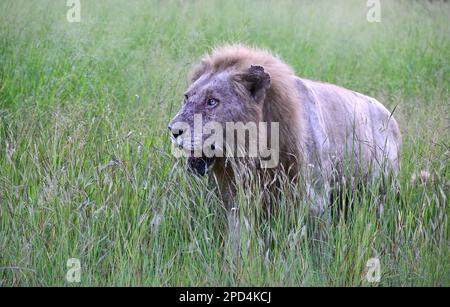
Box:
168;44;401;246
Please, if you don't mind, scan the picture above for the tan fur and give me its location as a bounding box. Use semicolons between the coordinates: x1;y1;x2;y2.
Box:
171;44;401;219
170;44;402;257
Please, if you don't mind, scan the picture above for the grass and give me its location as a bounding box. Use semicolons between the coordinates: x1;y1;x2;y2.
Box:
0;0;449;286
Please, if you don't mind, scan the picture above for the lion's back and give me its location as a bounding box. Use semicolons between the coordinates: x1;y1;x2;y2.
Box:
295;77;401;178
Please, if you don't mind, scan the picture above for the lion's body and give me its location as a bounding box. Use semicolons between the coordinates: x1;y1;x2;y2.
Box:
296;77;401;212
169;44;401;222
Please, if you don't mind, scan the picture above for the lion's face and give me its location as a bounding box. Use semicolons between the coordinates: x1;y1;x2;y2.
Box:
169;65;271;175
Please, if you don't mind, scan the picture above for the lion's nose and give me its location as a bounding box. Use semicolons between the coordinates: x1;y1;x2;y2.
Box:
168;125;184;139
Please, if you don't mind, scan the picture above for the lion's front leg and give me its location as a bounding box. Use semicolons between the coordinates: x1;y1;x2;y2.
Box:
306;182;332;244
226;204;240;260
304;159;332;213
305;162;333;242
220;194;241;275
211;166;241;272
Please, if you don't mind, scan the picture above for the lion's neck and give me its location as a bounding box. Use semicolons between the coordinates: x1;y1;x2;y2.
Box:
262;90;303;174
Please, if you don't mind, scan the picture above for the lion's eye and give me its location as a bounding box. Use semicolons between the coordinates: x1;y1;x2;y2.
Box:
183;94;189;103
207;98;219;107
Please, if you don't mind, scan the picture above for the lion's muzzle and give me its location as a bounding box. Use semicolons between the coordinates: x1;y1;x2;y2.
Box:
187;156;215;176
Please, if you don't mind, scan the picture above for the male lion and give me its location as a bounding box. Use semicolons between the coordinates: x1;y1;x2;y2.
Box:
168;45;401;244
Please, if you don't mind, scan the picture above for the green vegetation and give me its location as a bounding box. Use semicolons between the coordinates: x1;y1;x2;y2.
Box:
0;0;449;286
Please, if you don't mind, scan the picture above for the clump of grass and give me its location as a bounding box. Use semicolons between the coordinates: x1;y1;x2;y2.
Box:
0;0;449;286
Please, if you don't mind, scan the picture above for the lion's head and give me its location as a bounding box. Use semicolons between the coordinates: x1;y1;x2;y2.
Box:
168;44;301;176
168;63;271;175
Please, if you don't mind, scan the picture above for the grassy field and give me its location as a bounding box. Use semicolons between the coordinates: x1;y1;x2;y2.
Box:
0;0;449;286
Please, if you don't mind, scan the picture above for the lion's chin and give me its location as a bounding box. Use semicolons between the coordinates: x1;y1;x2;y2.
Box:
187;156;216;176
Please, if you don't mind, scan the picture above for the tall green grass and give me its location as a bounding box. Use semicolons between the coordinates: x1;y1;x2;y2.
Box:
0;0;449;286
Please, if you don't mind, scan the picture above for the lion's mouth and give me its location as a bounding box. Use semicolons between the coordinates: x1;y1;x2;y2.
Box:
187;156;216;176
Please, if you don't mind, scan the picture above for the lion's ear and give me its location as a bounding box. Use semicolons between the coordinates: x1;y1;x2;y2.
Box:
190;60;211;83
234;65;271;102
